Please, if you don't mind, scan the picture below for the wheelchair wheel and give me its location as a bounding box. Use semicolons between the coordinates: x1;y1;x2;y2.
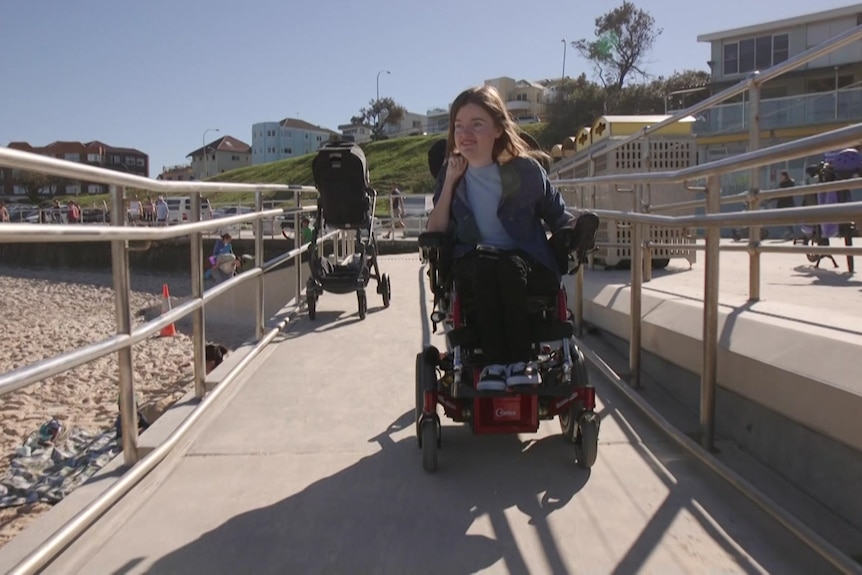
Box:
357;291;367;319
421;419;438;473
414;352;436;439
575;412;599;469
559;344;589;442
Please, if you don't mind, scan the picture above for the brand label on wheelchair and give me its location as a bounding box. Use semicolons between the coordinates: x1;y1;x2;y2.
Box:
492;398;521;421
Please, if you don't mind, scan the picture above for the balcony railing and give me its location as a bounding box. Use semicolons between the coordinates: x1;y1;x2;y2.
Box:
686;86;862;135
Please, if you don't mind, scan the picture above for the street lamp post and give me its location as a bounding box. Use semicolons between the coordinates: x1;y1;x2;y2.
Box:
561;38;567;80
202;128;220;179
375;70;391;134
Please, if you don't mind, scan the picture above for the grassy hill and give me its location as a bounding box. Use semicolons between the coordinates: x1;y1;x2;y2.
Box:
207;122;548;206
49;123;549;210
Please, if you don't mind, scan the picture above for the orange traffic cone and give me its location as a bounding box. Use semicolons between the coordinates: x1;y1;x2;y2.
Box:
159;283;177;337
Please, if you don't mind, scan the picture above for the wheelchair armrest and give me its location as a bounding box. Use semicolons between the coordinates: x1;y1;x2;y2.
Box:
418;231;449;262
549;213;600;274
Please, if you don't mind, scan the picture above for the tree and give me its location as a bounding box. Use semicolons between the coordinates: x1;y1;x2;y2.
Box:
616;69;711;114
16;171;64;203
351;97;407;141
542;74;606;145
572;1;662;91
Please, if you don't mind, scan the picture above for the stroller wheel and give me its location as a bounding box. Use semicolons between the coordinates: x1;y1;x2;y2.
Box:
357;291;367;320
380;274;391;308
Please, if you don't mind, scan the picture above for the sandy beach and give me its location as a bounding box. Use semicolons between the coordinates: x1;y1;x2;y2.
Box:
0;265;252;548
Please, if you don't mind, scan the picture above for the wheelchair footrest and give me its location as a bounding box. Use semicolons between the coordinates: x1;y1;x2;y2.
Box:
452;381;584;398
447;322;574;350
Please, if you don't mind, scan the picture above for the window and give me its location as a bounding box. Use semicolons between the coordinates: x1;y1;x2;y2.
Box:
111;155;121;164
88;184;102;194
773;34;788;64
755;36;772;70
66;184;80;195
231;155;240;161
739;38;755;73
125;156;135;164
283;148;290;153
724;44;738;75
136;158;145;167
86;153;101;162
64;153;80;162
723;33;788;75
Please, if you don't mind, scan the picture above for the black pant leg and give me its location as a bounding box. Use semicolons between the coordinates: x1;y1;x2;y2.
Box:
497;254;561;363
453;252;507;364
496;254;531;363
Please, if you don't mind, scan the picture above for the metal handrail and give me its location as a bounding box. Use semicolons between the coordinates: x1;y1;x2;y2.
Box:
0;146;316;194
648;177;862;213
553;122;862;186
549;23;862;176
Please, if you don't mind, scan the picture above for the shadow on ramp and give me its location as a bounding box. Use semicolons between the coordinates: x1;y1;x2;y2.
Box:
144;410;590;575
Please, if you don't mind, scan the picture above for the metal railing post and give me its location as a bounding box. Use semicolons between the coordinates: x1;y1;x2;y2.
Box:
255;190;265;340
110;185;138;464
747;73;763;302
629;183;643;388
701;174;722;451
295;190;303;306
190;192;206;398
644;137;654;282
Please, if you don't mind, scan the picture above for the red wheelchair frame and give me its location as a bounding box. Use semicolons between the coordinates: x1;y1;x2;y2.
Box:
415;230;600;473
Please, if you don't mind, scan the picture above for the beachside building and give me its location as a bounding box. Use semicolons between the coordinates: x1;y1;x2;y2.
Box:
157;164;195;181
186;135;251;180
0;140;148;198
484;76;548;124
381;110;428;138
694;3;862;189
338;123;373;144
426;107;449;134
251;118;340;165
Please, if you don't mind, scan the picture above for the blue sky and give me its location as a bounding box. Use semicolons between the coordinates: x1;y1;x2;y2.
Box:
1;0;858;177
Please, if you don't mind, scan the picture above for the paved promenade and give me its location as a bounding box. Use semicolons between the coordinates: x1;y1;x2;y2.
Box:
27;255;842;574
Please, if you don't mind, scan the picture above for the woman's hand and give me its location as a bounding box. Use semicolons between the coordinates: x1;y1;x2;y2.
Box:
444;153;467;186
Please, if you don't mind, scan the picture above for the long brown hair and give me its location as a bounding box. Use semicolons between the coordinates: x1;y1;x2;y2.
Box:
446;85;548;165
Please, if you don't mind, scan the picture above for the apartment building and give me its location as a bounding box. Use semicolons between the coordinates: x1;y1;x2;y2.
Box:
695;4;862;188
187;135;251;179
338;123;373;144
426;107;449;134
484;76;548;124
251;118;339;164
0;140;148;198
382;110;428;138
158;164;195;181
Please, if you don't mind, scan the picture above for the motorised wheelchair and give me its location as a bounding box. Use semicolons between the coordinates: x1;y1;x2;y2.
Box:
415;141;601;473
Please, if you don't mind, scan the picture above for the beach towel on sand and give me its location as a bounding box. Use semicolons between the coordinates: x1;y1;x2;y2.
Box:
0;423;119;508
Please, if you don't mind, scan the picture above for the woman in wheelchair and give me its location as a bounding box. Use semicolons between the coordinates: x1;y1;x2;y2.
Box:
426;85;585;392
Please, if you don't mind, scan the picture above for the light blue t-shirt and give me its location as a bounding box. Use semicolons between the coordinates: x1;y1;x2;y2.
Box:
464;163;516;250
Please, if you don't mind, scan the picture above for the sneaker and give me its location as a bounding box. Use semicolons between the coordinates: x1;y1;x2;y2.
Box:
477;364;507;391
506;362;541;388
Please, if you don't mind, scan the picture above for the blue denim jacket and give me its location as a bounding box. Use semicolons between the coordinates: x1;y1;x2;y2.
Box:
432;156;577;277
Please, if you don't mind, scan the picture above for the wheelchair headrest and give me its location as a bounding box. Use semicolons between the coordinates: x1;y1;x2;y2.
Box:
428;138;447;180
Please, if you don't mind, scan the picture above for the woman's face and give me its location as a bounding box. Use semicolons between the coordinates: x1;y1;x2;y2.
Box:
453;103;501;167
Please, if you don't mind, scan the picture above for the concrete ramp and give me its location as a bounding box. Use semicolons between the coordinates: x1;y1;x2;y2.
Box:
6;256;845;574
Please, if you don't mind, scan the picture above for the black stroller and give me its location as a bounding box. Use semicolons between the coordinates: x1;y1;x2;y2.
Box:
306;141;391;320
